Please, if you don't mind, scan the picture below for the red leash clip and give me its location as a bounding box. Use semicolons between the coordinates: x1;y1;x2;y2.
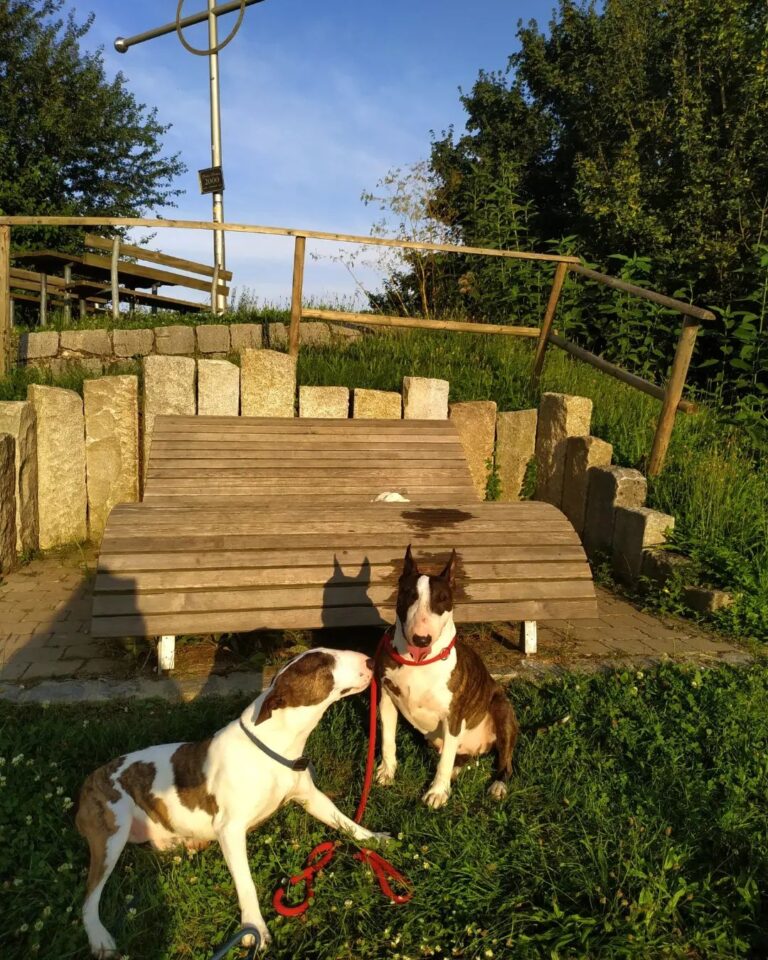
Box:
272;841;337;917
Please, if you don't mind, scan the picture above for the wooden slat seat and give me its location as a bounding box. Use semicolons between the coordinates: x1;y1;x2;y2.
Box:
92;416;598;659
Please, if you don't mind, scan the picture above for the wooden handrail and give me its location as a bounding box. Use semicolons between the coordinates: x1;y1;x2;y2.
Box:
302;307;540;338
570;263;716;322
0;215;580;265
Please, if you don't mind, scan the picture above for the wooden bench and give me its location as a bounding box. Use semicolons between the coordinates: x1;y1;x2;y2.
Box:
92;416;598;668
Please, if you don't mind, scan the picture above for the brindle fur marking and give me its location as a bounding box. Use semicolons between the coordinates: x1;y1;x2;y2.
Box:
75;757;125;895
254;651;335;725
118;761;174;832
171;739;219;817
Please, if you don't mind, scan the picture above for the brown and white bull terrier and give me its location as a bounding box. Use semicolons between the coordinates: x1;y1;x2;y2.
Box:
76;649;387;957
375;545;519;809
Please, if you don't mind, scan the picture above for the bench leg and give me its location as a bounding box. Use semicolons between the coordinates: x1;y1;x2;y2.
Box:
158;635;176;672
521;621;537;656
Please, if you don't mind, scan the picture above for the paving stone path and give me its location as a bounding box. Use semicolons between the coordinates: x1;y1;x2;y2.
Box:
0;548;749;704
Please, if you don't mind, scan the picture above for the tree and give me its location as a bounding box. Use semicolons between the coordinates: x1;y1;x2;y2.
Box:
0;0;185;249
430;0;768;304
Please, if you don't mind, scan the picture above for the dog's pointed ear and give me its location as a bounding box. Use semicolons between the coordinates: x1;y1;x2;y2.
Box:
402;543;418;577
440;549;457;587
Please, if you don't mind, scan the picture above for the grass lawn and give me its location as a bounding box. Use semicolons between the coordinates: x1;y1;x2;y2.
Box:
2;662;768;959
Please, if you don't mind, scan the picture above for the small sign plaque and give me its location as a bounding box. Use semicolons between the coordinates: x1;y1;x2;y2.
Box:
198;166;225;194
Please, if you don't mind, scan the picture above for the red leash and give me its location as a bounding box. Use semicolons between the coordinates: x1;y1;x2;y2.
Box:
272;633;414;917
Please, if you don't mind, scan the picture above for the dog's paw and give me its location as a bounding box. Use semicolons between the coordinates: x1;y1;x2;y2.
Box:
91;937;118;959
369;831;393;844
241;922;271;951
488;780;507;800
422;784;450;809
375;761;397;786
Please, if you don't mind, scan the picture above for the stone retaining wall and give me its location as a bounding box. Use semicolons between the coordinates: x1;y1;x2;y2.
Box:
1;364;724;614
15;320;361;371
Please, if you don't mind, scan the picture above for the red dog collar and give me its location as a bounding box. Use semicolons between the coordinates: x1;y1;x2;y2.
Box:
381;630;457;666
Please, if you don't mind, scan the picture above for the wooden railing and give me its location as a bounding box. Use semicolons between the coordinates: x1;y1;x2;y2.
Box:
0;215;716;475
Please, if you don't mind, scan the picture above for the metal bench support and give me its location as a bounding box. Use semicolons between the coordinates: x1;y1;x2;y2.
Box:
158;635;176;672
521;621;537;656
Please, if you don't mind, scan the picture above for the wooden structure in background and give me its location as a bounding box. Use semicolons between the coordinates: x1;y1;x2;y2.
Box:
92;416;597;666
0;214;716;473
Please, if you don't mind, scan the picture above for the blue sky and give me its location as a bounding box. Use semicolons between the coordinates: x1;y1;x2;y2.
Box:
75;0;557;304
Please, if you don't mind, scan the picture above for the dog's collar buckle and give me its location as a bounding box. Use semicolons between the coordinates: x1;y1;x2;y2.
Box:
239;719;316;779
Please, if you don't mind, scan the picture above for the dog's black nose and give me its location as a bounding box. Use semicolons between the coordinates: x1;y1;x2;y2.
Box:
365;658;374;671
412;634;431;647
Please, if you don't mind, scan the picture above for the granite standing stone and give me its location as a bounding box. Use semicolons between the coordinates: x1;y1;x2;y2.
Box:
582;465;647;557
198;359;240;416
561;435;613;536
402;377;449;419
240;349;296;417
28;385;87;549
18;331;59;361
142;355;196;465
0;401;38;553
84;376;140;540
60;329;112;356
534;393;593;507
449;401;497;499
612;506;675;583
352;389;402;419
299;386;350;418
495;409;538;501
0;434;16;573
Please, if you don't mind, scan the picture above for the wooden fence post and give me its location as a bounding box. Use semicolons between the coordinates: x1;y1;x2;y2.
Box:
39;273;48;327
647;316;700;476
0;225;9;377
63;263;72;325
111;237;120;322
288;234;306;358
531;261;569;389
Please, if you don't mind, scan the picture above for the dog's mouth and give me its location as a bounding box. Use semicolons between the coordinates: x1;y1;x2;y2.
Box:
406;641;433;663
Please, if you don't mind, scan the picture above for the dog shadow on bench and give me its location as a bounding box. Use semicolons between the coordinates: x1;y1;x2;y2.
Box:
315;554;385;658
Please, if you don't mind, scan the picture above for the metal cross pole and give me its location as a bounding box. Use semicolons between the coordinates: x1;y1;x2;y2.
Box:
115;0;267;314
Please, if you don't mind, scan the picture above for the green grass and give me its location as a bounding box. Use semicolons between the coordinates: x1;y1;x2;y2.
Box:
2;662;768;959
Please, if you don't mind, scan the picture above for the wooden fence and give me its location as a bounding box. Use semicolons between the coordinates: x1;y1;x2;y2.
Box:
0;215;716;476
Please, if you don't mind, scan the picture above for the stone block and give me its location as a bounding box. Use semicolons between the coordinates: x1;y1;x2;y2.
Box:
60;329;112;356
682;585;734;614
534;393;593;507
496;409;537;502
48;357;104;378
301;322;332;346
329;323;362;342
240;349;296;418
268;323;288;349
561;436;613;536
402;377;449;420
230;323;263;351
353;389;402;419
196;324;231;354
640;547;693;588
0;434;16;574
299;386;349;418
612;506;675;583
582;465;647;558
18;331;59;361
449;401;497;499
198;359;240;416
84;376;140;540
0;401;38;553
113;328;154;358
27;385;87;549
154;324;195;355
142;355;196;465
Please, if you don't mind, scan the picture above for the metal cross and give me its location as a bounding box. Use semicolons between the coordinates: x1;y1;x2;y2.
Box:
115;1;267;313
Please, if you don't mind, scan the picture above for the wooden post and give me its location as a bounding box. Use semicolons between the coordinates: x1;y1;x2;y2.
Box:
210;264;220;314
647;316;700;476
79;298;86;321
111;237;120;322
152;283;159;316
39;273;48;327
531;261;569;388
288;234;306;358
0;225;9;377
63;263;72;325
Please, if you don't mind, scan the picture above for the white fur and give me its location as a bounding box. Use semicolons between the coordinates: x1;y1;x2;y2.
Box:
79;649;387;956
372;492;410;502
